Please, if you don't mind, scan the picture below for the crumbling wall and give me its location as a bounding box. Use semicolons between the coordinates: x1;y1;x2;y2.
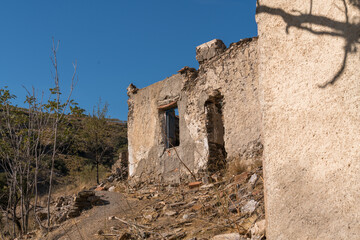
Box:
127;74;190;182
256;0;360;239
185;38;262;172
128;37;261;182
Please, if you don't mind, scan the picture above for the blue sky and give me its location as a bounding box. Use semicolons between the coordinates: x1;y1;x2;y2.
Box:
0;0;257;120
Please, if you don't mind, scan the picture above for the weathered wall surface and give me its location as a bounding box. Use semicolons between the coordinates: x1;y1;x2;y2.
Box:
187;38;262;172
127;74;190;182
128;38;261;182
256;0;360;239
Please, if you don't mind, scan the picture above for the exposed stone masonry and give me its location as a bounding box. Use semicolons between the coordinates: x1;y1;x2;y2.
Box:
127;37;261;182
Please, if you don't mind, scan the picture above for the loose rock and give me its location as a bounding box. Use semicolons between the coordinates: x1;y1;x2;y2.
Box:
241;200;258;214
250;219;266;240
248;174;258;187
211;233;243;240
165;210;177;217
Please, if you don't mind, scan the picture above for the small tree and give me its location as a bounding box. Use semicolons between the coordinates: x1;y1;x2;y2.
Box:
44;38;77;229
83;99;109;184
0;38;77;237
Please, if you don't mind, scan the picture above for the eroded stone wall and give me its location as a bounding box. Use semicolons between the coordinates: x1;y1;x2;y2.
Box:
127;38;261;182
256;0;360;239
127;74;188;182
187;38;262;172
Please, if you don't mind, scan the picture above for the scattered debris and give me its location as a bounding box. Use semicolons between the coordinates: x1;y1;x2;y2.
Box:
93;166;265;239
48;166;265;239
189;181;203;189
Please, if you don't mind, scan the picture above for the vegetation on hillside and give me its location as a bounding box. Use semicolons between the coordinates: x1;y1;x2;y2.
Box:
0;90;127;237
0;39;128;238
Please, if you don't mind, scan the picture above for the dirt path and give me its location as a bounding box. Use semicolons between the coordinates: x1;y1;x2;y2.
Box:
48;191;136;240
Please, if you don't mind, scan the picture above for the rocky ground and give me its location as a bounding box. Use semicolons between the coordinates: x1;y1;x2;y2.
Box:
112;166;266;240
28;166;265;240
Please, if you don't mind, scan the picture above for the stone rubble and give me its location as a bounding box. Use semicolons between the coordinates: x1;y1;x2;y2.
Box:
241;200;258;215
98;166;265;239
40;165;265;239
36;189;104;226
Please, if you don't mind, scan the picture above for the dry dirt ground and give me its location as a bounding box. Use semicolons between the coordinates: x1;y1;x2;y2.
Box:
44;166;265;240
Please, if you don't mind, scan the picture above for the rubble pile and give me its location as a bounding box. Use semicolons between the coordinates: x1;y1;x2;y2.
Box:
37;190;102;225
99;166;265;240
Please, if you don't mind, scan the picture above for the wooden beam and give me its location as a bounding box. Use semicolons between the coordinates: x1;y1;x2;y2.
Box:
157;101;177;110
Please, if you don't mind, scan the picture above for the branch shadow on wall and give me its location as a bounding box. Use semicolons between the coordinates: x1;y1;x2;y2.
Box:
256;0;360;88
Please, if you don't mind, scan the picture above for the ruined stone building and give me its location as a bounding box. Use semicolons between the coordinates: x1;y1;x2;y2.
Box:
127;38;262;182
127;0;360;239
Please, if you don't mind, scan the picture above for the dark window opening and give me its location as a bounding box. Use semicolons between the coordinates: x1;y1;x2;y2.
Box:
165;107;180;148
205;94;227;172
